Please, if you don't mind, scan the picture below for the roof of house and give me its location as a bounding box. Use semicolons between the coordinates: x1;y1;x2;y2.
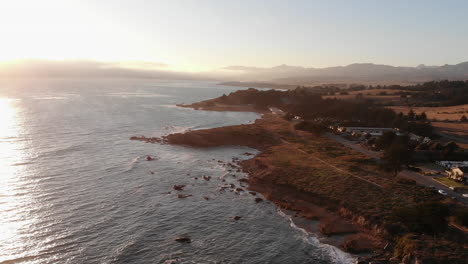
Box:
346;127;394;130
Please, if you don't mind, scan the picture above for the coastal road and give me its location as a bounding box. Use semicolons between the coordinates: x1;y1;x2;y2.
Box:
325;133;468;206
399;170;468;205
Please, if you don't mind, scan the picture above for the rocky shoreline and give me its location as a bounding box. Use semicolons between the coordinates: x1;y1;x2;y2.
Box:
132;109;388;261
132;99;467;263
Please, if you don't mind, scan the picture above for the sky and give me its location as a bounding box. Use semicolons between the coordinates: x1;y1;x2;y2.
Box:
0;0;467;72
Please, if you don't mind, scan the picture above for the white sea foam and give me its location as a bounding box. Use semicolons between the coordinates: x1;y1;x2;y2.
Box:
277;209;356;264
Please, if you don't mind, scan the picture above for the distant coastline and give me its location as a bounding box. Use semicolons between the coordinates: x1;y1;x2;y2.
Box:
219;81;298;90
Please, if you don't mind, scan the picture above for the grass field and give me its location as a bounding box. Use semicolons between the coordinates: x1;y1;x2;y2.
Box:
390;104;468;121
435;177;467;188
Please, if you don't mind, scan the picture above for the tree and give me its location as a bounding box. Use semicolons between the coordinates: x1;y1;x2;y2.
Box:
375;131;397;150
461;115;467;122
418;112;427;121
382;135;412;176
408;109;416;120
443;141;459;158
392;202;449;235
283;112;294;121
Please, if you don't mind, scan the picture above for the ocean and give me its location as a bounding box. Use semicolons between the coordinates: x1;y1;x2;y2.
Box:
0;78;354;264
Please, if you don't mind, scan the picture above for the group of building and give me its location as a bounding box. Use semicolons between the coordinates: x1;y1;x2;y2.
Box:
332;126;431;143
437;161;468;183
330;126;467;184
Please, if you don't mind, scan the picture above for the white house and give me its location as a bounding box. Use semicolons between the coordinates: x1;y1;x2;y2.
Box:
445;167;467;183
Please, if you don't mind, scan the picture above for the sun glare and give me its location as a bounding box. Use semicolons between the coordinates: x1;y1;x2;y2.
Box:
0;98;31;262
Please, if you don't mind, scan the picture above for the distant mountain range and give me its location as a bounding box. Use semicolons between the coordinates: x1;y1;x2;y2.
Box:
221;62;468;85
3;60;468;86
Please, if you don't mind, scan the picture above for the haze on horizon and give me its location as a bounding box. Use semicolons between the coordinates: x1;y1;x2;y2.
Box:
1;0;468;74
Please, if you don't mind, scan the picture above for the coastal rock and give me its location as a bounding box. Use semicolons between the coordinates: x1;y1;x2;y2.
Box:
235;187;244;192
255;198;263;203
203;196;210;200
173;185;186;191
175;236;191;243
342;233;384;254
238;178;248;183
249;191;257;195
146;156;155;161
202;175;211;181
233;216;242;220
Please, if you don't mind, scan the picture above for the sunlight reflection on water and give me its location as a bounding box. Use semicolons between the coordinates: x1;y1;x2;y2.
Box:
0;97;34;263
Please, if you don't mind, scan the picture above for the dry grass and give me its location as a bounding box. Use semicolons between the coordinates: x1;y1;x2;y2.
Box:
432;121;468;149
389;104;468;121
432;122;468;137
435;177;467;188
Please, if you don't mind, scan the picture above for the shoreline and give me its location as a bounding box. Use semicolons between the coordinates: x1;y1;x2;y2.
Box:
133;97;468;263
133;103;387;260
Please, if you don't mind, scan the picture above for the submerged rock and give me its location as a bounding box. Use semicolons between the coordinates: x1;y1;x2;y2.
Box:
177;194;192;198
233;216;242;221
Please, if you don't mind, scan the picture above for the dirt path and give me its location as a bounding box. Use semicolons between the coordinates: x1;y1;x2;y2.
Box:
280;138;384;189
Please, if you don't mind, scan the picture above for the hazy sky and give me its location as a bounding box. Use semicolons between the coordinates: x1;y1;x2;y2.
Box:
1;0;467;71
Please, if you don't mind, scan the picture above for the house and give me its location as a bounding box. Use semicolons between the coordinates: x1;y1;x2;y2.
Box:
436;161;468;169
422;137;431;144
292;116;303;122
338;127;397;137
406;133;431;143
445;167;468;183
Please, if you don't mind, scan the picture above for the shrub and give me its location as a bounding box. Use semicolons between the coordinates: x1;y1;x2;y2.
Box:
453;208;468;227
391;202;449;235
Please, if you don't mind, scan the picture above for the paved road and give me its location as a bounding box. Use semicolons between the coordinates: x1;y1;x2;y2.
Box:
326;133;468;205
400;170;468;204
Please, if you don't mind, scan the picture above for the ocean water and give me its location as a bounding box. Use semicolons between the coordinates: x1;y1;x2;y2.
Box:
0;78;354;264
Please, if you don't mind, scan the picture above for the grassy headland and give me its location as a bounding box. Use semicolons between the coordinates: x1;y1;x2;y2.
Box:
135;87;468;263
